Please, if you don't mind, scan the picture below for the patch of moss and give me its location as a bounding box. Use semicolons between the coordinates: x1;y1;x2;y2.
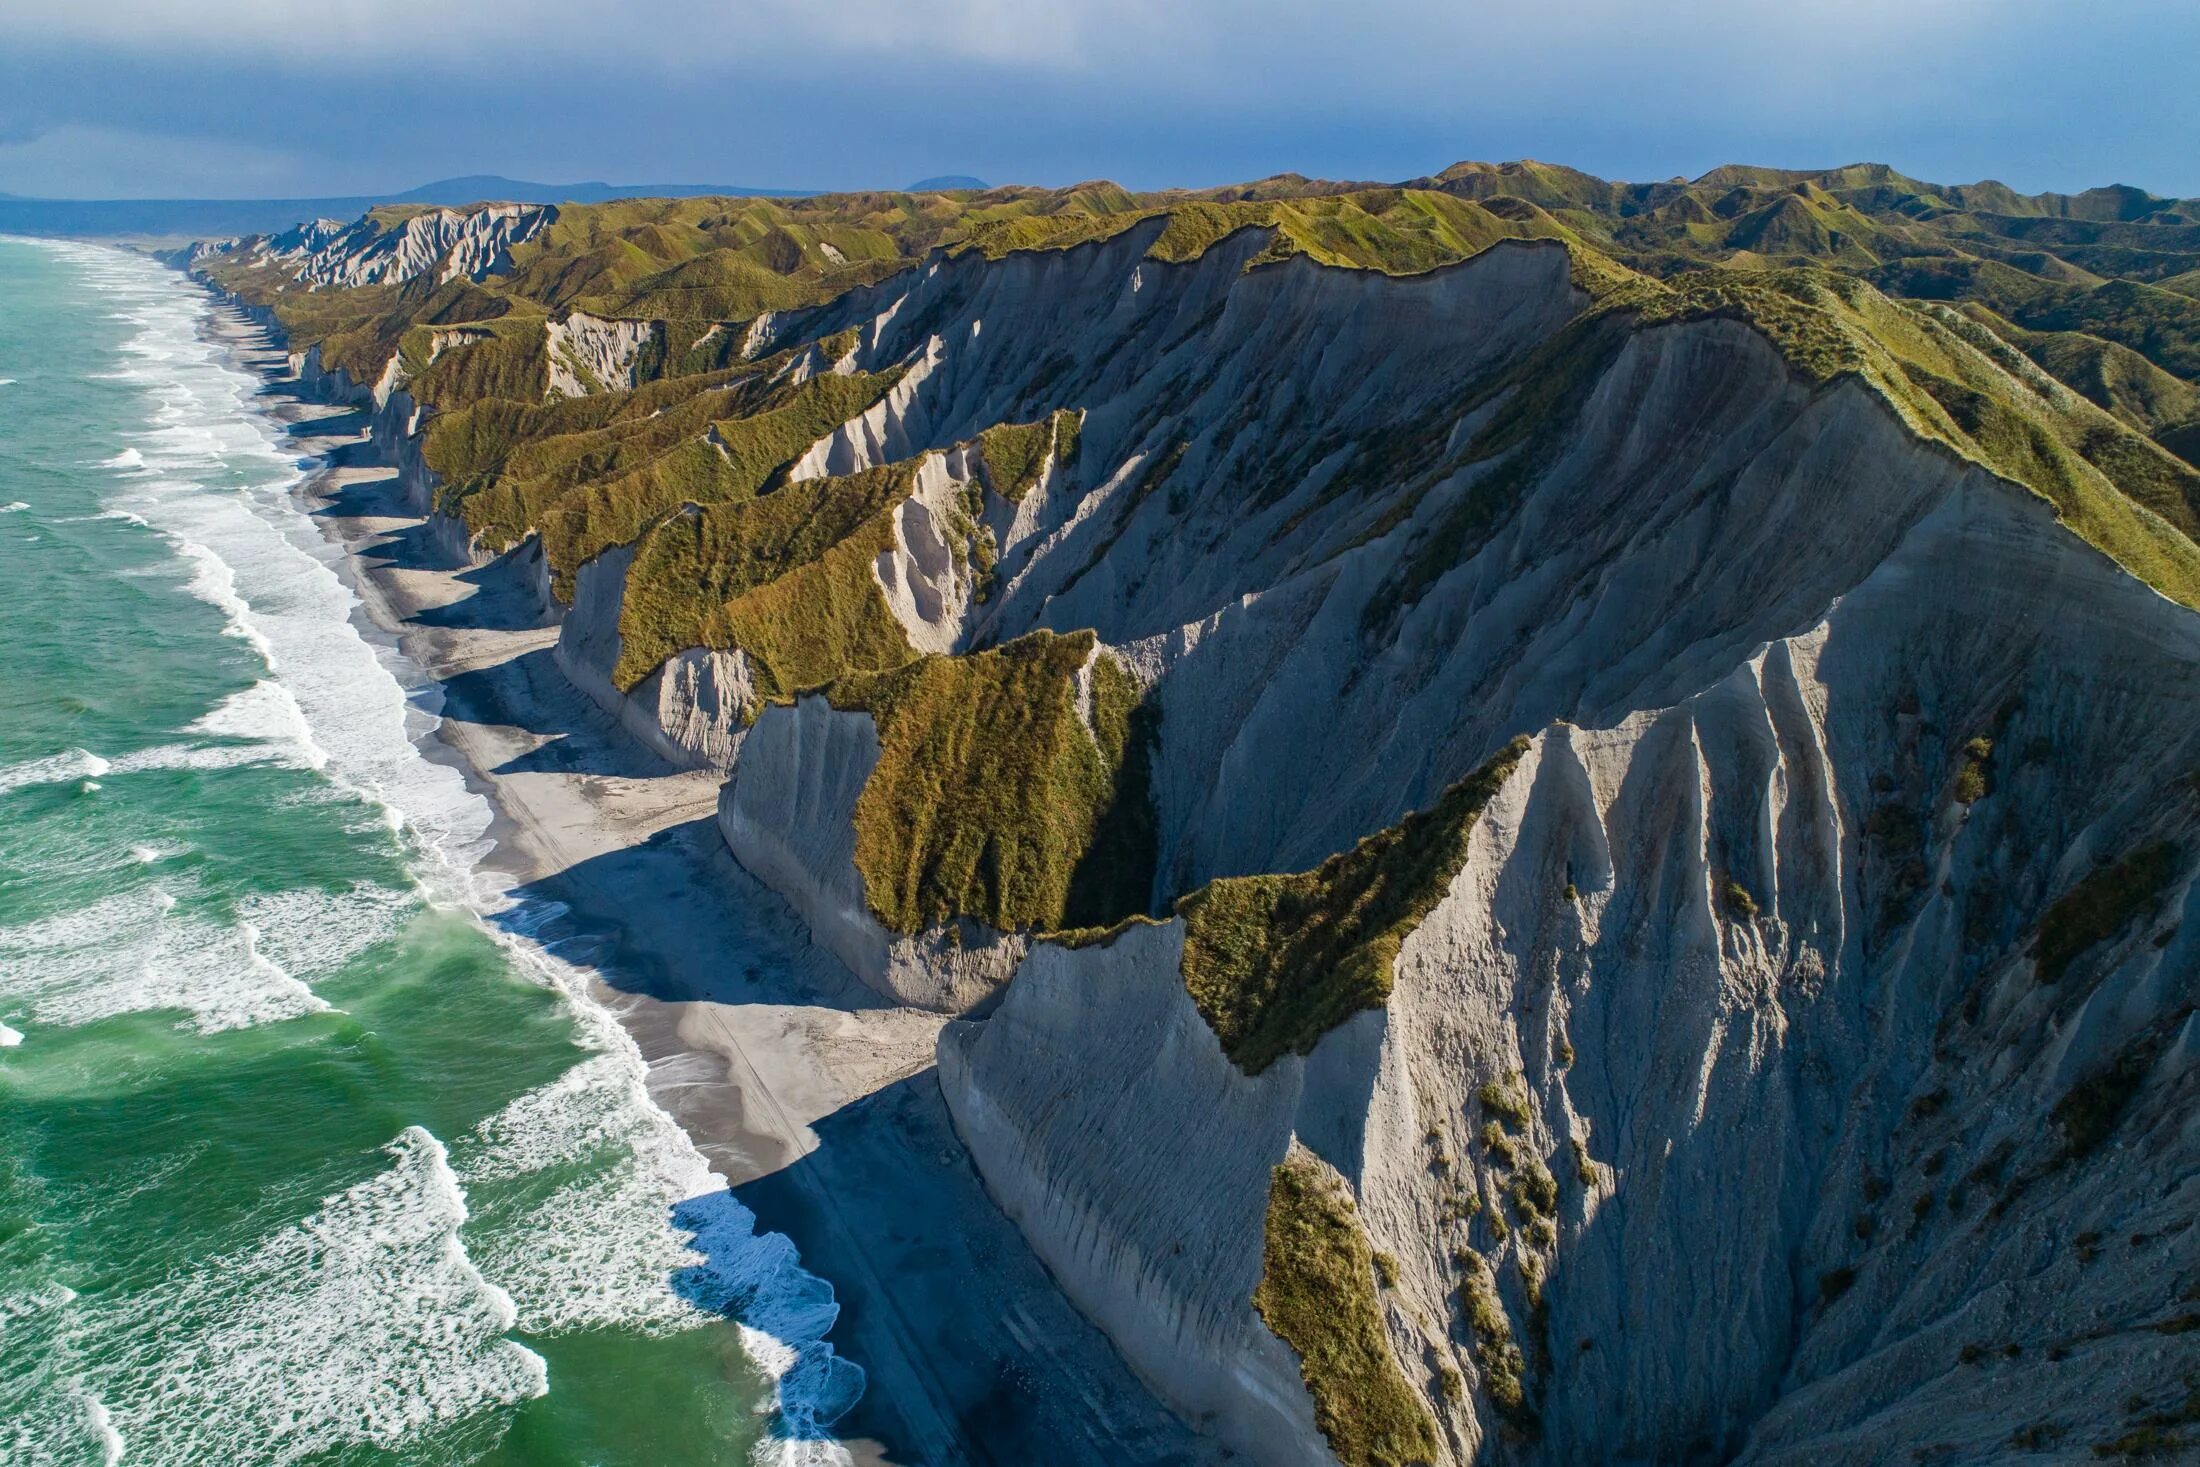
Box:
1178;737;1530;1075
535;369;899;591
2095;1426;2187;1459
1954;736;1995;804
1145;193;1600;285
1253;1150;1441;1467
1478;1075;1533;1130
407;312;548;407
1508;1158;1558;1222
2036;842;2180;981
2053;1035;2160;1161
1722;878;1761;919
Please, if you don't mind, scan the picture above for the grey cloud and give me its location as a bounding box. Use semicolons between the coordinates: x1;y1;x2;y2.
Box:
0;0;2192;199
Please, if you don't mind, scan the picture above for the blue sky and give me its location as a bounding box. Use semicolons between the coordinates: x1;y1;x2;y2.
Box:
3;0;2195;199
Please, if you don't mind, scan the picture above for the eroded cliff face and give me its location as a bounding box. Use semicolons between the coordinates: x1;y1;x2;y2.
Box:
546;311;661;399
736;236;2196;1461
273;203;552;288
715;693;1030;1009
209;205;2200;1465
941;475;2200;1464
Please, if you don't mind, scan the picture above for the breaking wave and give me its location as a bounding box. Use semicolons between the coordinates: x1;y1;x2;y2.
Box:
8;237;860;1463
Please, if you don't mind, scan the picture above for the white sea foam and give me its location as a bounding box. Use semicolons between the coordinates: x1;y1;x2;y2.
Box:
186;678;326;765
84;1397;123;1467
453;930;864;1461
84;1127;546;1465
0;1284;76;1336
0;747;109;794
29;240;861;1461
0;723;308;794
0;884;331;1035
235;882;412;977
1;500;27;513
98;447;145;471
0;377;18;386
0;1021;21;1047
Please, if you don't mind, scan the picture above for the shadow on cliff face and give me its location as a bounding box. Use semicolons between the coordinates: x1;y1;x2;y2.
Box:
439;645;672;780
304;453;558;633
729;1073;1228;1467
491;829;1229;1466
404;563;556;632
490;815;804;1003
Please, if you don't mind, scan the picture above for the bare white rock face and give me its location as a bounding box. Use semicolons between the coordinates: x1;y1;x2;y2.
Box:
266;204;553;289
941;476;2200;1465
545;312;661;400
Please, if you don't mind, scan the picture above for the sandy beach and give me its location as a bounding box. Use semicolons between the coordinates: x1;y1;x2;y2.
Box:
201;303;1225;1467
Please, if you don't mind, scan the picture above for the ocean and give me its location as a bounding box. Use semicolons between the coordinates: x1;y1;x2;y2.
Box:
0;238;859;1466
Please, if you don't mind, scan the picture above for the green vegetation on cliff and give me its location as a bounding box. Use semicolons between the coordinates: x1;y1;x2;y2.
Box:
829;631;1156;936
976;409;1081;500
197;158;2200;645
1362;264;2200;626
1179;737;1530;1074
454;368;899;594
1254;1149;1441;1467
1637;272;2200;605
614;462;918;697
1061;652;1161;928
1458;1253;1532;1430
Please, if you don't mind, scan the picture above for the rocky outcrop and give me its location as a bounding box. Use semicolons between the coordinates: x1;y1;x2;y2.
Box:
612;216;2199;1466
938;919;1343;1464
872;447;989;656
546;311;661;399
272;204;552;288
555;545;745;770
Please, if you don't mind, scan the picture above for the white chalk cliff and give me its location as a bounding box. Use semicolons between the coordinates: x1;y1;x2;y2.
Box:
202;205;2200;1465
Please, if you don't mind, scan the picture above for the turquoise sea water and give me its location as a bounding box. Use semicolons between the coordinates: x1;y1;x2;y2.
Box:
0;239;858;1466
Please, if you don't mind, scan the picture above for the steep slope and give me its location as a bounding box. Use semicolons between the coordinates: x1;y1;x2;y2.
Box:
186;165;2200;1467
943;477;2200;1463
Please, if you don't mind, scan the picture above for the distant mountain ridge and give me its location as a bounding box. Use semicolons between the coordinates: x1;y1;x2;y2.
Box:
0;174;812;240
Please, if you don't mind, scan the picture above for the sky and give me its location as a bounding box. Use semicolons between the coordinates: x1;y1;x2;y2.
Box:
1;0;2195;200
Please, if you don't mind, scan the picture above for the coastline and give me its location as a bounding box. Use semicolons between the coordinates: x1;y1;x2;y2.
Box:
194;297;1227;1467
